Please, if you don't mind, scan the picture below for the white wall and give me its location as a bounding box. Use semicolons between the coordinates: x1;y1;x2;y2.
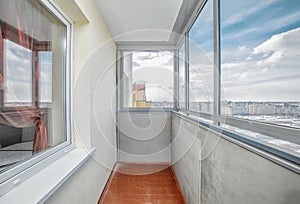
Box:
172;114;300;204
46;0;117;203
119;112;172;163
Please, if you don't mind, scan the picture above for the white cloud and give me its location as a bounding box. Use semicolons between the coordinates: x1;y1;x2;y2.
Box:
146;84;173;102
222;62;241;70
238;46;246;51
262;68;268;73
253;28;300;54
133;51;173;68
253;27;300;68
222;28;300;101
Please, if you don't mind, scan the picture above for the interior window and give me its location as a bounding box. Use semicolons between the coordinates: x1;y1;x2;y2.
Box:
0;0;67;173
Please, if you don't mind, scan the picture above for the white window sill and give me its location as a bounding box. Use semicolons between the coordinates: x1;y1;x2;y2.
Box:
0;148;96;204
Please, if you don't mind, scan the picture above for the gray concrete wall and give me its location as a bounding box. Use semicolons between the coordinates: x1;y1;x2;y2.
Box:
172;115;201;204
172;114;300;204
119;111;172;163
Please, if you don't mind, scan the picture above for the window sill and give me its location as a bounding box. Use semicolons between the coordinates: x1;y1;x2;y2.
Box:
119;108;174;112
0;148;96;204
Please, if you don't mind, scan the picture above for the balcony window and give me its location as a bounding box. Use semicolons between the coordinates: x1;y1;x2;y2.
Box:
178;43;186;110
120;51;174;109
220;0;300;146
220;0;300;126
174;0;300;162
188;0;214;114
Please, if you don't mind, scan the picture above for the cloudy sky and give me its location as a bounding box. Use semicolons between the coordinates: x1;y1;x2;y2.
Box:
127;51;174;103
4;40;32;104
130;0;300;104
6;0;299;105
4;40;52;105
39;51;52;103
188;0;214;103
189;0;300;102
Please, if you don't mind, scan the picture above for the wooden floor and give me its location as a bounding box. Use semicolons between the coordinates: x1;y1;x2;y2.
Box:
98;163;185;204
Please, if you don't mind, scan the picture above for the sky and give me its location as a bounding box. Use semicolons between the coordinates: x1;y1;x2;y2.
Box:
39;52;52;103
189;0;300;102
125;51;174;103
130;0;300;104
5;0;300;104
4;40;52;105
189;0;214;103
4;40;32;104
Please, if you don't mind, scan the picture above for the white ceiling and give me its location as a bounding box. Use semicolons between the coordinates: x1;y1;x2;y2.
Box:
94;0;184;42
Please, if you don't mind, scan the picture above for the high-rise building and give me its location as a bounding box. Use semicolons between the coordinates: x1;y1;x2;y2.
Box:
132;82;152;107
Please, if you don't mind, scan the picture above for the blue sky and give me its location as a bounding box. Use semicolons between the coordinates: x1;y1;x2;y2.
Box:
221;0;300;48
188;0;300;102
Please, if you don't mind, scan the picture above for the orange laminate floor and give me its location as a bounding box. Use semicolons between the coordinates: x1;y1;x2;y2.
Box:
98;163;186;204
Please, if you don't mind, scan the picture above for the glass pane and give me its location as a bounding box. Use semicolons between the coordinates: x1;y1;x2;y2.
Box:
221;0;300;129
178;43;186;110
122;51;174;108
0;0;67;173
188;0;214;114
39;51;52;105
4;40;32;106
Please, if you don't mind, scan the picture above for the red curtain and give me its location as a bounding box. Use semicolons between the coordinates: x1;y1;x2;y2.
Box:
0;20;48;154
0;106;48;154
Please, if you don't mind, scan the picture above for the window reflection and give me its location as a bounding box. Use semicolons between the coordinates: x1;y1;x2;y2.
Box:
4;40;32;106
0;0;67;173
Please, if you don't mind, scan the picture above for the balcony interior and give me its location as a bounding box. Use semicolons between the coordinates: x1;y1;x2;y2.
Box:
0;0;300;204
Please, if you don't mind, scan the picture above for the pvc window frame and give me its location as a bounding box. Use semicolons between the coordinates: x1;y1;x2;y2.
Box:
176;0;300;165
0;0;73;196
117;48;176;112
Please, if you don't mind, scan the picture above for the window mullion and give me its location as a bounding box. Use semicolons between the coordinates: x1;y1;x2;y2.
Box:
213;0;221;123
0;29;3;109
174;49;179;111
185;32;189;112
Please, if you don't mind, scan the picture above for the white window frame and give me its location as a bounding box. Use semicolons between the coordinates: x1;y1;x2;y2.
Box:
117;48;176;112
175;0;300;166
176;39;186;112
0;0;73;196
